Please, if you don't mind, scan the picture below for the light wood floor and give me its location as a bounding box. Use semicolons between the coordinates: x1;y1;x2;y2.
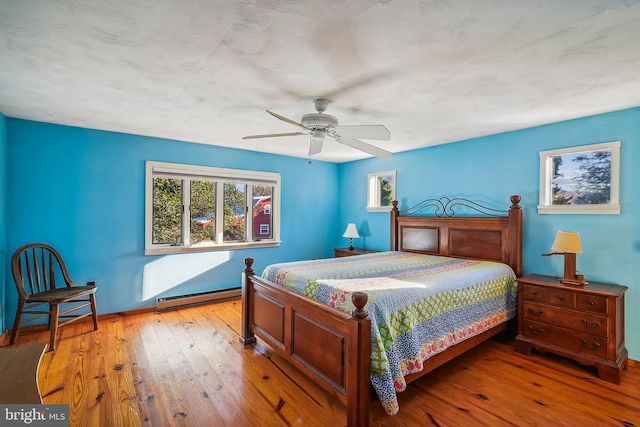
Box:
4;298;639;426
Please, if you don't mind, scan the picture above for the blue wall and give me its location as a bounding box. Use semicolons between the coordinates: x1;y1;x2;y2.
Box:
338;107;640;360
4;119;339;322
0;112;7;335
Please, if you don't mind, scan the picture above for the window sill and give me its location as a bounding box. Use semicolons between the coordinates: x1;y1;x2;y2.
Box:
145;240;281;255
366;206;393;212
537;204;620;215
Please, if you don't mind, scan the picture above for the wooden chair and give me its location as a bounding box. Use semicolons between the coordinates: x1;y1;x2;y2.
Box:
11;243;98;351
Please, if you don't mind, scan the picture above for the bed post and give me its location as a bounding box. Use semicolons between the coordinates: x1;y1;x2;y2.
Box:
508;195;523;277
390;200;399;251
346;291;371;427
240;257;257;346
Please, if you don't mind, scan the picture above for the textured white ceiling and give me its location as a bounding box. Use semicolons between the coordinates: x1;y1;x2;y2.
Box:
1;0;639;162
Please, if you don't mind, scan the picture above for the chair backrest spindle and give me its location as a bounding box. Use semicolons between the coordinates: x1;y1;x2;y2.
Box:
24;250;36;295
48;250;56;291
36;248;45;293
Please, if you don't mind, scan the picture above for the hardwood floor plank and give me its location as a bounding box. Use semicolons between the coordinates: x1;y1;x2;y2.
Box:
137;311;217;426
125;313;183;426
418;351;598;425
167;309;253;426
3;298;637;427
486;352;640;422
97;317;142;426
197;304;347;426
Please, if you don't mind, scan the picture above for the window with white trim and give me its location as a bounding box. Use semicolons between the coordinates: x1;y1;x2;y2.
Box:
366;170;396;212
538;141;620;214
145;161;280;254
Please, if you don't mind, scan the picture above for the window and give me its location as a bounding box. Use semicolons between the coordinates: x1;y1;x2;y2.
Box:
145;161;280;254
538;141;620;214
367;170;396;212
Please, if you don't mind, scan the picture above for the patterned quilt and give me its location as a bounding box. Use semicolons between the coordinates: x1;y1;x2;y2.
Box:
262;251;517;415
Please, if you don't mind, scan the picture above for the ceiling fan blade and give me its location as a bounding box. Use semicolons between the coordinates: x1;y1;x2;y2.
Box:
266;110;311;130
335;125;391;140
338;137;392;158
242;132;306;140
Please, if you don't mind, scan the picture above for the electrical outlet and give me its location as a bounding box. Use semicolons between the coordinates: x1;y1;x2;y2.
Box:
87;281;96;286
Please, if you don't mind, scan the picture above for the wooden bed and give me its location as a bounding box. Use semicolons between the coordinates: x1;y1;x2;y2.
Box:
240;195;523;426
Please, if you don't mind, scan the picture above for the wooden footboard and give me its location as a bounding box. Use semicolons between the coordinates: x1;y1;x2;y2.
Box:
240;195;523;427
241;257;372;427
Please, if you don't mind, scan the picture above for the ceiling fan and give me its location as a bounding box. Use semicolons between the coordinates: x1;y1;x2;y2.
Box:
243;99;392;158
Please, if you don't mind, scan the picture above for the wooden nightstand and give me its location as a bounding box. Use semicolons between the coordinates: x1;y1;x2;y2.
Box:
515;273;627;384
333;247;379;257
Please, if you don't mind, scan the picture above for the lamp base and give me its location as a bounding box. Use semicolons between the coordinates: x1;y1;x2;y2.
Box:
348;238;355;251
559;274;588;286
559;253;587;286
559;279;588;286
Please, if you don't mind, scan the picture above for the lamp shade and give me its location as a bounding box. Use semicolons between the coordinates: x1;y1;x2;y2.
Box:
342;223;360;239
551;231;582;254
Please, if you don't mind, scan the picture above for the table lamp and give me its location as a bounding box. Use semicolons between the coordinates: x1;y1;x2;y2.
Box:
342;223;360;251
542;231;587;285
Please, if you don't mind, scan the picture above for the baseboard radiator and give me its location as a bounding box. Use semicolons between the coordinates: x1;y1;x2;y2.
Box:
156;288;241;311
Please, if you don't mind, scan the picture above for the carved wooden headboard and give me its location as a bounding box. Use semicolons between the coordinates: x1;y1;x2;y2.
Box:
390;195;523;276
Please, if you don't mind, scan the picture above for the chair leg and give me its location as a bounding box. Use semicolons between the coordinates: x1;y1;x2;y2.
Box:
90;294;99;331
49;303;60;351
10;301;25;345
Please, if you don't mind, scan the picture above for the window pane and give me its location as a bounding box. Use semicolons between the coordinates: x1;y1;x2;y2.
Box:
152;177;183;244
252;185;273;240
378;174;394;206
551;150;612;206
190;180;216;244
223;182;246;241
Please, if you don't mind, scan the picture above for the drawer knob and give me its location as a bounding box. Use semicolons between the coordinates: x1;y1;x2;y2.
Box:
581;339;601;350
527;325;544;334
588;300;595;305
581;318;601;328
527;307;543;316
556;295;564;301
530;290;538;295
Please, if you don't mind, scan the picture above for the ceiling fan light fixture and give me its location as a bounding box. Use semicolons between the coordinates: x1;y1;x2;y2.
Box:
311;129;325;144
309;130;325;156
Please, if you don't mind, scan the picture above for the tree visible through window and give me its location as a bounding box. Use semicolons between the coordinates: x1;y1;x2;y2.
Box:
190;180;216;244
551;149;612;205
152;177;182;244
379;176;393;206
223;183;246;242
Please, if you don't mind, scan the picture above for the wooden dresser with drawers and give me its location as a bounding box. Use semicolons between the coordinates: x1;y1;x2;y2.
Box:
515;273;627;384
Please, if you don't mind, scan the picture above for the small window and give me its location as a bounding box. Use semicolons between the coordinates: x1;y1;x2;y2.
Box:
538;141;620;214
367;170;396;212
145;161;280;254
